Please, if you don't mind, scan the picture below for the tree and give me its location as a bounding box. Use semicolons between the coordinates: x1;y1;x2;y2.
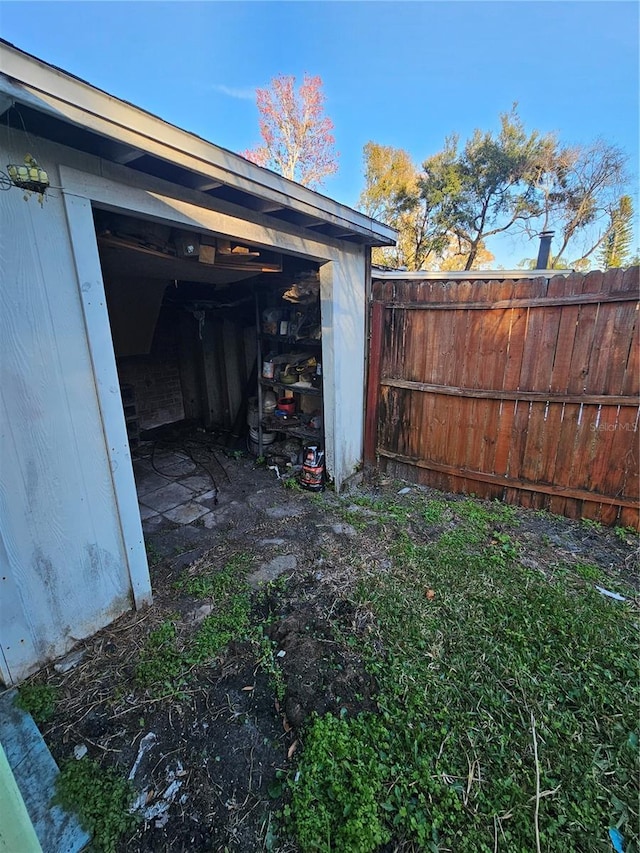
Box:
439;108;555;269
242;74;338;189
359;141;456;270
543;141;629;266
598;195;634;269
359;108;555;271
359;109;632;272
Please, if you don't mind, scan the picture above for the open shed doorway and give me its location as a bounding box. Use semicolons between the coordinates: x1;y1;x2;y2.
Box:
93;208;325;535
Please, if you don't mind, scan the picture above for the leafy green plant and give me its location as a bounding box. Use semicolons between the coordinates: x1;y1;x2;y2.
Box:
255;629;286;702
286;712;389;853
175;553;252;599
614;525;637;544
54;757;136;853
581;517;603;533
282;474;302;491
139;556;254;688
189;591;251;662
15;683;58;725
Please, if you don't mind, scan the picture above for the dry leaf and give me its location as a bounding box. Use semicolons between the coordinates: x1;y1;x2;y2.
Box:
283;717;292;733
287;740;299;759
425;588;436;601
242;685;255;691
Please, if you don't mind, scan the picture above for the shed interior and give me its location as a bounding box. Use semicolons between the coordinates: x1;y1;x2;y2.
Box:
93;207;325;514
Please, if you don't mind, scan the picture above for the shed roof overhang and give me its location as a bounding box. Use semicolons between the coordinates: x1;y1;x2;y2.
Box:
0;40;396;249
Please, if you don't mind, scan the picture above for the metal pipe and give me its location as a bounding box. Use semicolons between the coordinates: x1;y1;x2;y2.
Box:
535;231;555;269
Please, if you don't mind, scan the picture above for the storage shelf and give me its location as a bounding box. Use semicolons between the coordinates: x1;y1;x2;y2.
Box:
259;378;322;396
260;334;321;349
256;287;324;458
262;418;323;441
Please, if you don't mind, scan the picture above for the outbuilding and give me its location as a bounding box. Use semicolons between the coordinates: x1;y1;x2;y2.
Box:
0;41;395;684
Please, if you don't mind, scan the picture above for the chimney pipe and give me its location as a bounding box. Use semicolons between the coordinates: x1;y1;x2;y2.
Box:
535;231;554;269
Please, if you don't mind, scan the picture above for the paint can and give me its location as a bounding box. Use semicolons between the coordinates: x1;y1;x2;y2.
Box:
262;360;275;379
300;445;325;491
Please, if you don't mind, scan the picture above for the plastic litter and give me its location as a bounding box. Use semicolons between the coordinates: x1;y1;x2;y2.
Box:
73;744;87;760
609;827;624;853
595;586;627;602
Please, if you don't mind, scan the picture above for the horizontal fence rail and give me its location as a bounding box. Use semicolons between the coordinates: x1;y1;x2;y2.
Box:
366;268;639;528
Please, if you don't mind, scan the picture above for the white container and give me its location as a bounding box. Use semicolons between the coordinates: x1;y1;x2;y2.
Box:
248;427;276;456
249;427;275;445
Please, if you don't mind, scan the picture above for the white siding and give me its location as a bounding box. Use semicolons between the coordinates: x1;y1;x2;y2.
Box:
0;137;149;684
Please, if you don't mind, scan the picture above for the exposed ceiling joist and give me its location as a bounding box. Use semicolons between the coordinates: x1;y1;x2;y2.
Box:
194;179;223;192
106;144;145;165
238;196;285;214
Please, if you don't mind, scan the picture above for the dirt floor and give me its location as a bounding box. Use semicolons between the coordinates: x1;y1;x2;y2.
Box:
29;445;638;853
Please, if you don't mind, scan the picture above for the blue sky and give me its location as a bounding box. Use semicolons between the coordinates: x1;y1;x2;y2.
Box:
1;1;637;266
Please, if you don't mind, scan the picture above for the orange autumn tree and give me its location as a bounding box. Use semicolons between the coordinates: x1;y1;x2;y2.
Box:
242;74;338;189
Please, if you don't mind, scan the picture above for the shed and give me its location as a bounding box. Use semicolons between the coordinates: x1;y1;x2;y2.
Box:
0;41;395;685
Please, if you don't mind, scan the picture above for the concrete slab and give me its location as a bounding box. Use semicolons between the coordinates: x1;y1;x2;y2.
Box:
249;555;298;587
265;505;302;520
163;502;209;525
178;475;213;494
195;489;218;503
139;483;194;513
0;690;90;853
153;455;195;478
138;505;159;521
142;515;174;535
135;470;171;497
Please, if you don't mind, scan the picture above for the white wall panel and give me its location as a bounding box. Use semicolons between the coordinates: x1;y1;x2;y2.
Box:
0;138;144;683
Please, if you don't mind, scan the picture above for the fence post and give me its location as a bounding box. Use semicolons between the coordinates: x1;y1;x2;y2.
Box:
364;298;384;470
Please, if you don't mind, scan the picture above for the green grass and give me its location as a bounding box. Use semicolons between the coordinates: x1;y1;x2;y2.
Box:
54;757;136;853
137;554;253;692
287;497;639;853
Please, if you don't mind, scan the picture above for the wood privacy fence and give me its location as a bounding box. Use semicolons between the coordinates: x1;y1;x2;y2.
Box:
365;268;639;528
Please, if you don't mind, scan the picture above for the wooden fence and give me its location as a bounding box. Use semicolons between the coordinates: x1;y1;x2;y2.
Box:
365;268;639;528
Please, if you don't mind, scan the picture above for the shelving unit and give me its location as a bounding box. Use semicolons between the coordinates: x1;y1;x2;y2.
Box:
254;288;324;457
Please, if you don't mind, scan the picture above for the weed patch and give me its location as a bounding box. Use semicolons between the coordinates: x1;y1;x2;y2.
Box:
15;682;58;725
54;757;136;853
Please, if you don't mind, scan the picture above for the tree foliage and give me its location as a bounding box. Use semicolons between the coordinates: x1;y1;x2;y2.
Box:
359;142;451;269
360;107;631;271
242;74;338;188
597;195;634;269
